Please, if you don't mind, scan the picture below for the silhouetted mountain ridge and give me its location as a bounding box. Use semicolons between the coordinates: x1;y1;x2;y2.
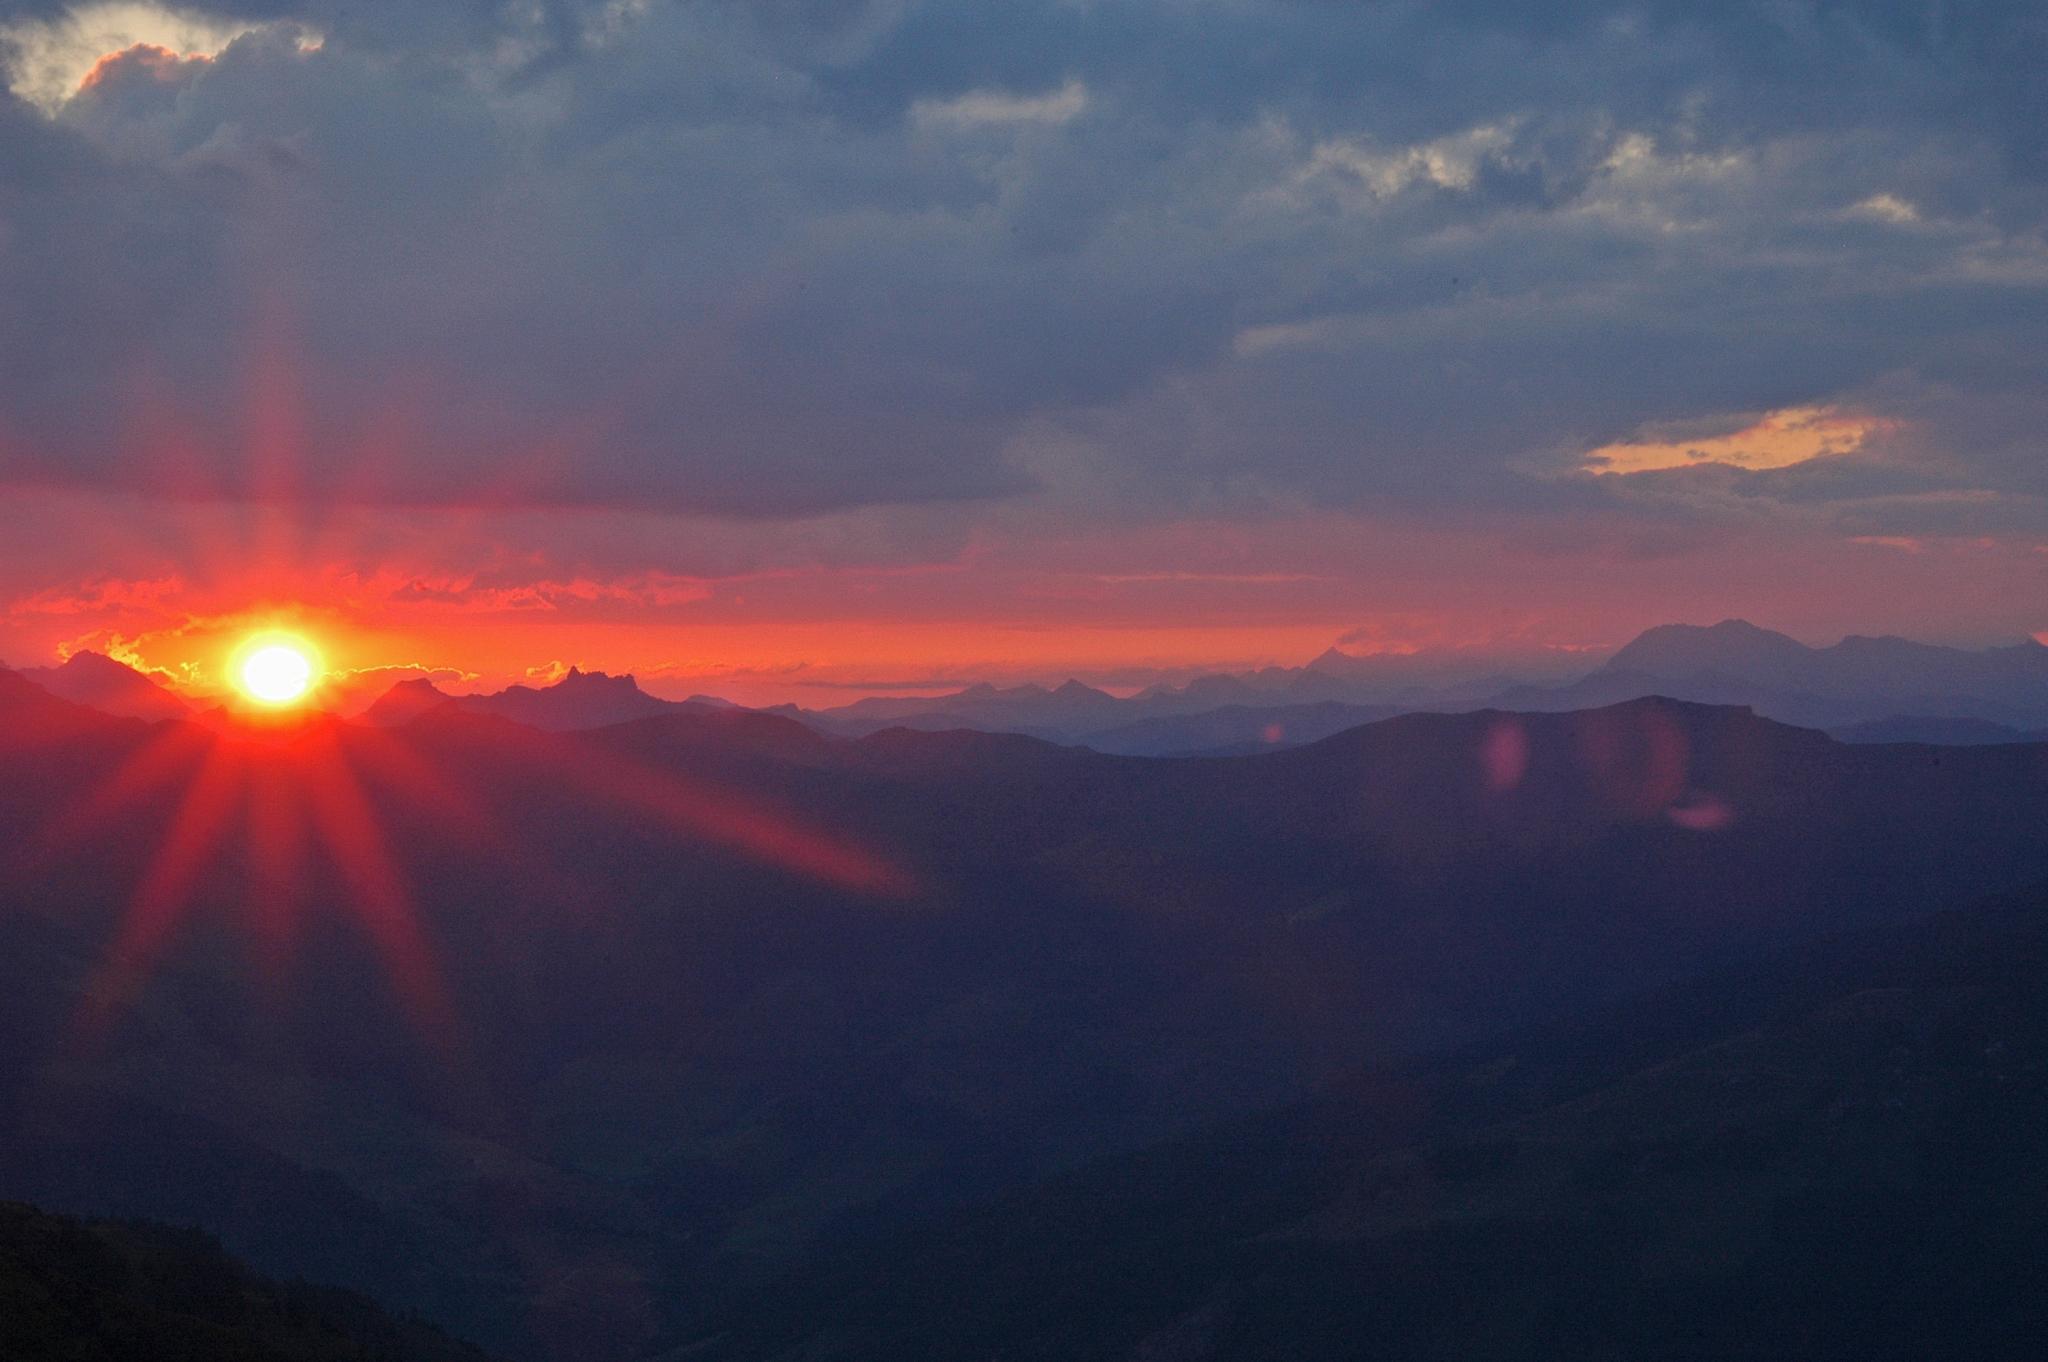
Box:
1080;700;1399;757
359;676;456;726
1830;715;2044;745
361;668;709;732
1588;620;2048;723
0;667;148;743
16;651;188;722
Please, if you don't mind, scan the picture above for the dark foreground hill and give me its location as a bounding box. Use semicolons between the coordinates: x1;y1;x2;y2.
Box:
0;1200;492;1362
2;678;2047;1358
682;887;2048;1361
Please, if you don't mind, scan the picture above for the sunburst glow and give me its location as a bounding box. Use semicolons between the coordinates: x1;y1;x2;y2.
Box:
8;613;912;1064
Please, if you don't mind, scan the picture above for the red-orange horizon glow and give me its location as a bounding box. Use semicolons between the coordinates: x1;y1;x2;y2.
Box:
0;314;2042;709
20;579;2048;712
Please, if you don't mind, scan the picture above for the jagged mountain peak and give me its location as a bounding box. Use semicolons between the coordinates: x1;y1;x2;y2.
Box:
20;650;189;722
554;667;641;690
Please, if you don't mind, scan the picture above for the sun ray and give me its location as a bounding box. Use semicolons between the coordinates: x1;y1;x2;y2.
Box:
21;722;212;880
299;731;462;1056
75;737;244;1041
242;752;308;983
344;724;597;912
244;299;309;566
530;731;917;898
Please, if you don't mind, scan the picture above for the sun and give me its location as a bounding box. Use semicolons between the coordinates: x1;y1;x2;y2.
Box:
234;636;321;706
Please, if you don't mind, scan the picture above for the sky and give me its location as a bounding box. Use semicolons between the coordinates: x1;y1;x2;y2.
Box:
1;0;2045;704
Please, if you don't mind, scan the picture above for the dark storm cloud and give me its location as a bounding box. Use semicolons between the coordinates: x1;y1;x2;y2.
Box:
0;0;2044;523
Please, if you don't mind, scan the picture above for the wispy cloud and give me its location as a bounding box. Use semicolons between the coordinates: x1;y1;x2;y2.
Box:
1583;407;1901;477
912;78;1087;129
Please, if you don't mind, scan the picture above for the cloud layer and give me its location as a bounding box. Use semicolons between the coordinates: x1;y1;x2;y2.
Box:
1;1;2045;684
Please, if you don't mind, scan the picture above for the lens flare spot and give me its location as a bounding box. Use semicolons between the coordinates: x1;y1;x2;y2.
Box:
1667;791;1736;832
1480;716;1529;793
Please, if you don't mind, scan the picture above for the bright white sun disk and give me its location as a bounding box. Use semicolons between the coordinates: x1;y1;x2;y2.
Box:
240;643;315;705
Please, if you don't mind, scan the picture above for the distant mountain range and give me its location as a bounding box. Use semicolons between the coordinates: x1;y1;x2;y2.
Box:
768;619;2048;746
1829;715;2048;745
1080;699;1400;757
1522;619;2048;730
9;621;2047;754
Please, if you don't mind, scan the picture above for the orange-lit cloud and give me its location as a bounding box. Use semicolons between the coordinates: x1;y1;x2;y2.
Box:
0;3;272;110
1583;405;1901;476
9;576;187;617
77;42;206;92
383;572;715;613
